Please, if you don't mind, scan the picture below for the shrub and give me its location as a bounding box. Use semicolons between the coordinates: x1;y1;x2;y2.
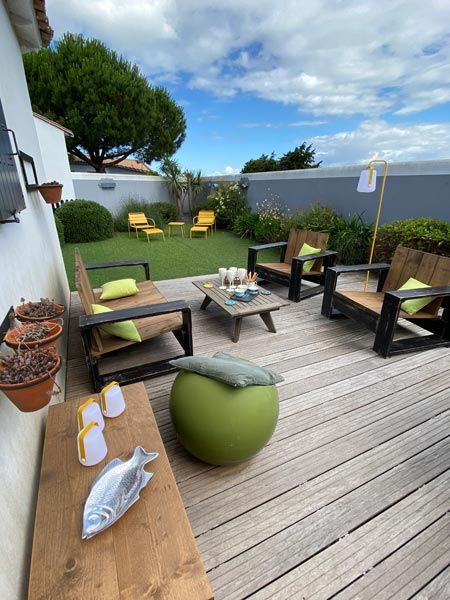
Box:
56;200;113;243
54;214;65;245
254;199;284;242
113;198;167;231
293;202;336;231
204;183;247;228
150;202;178;223
376;218;450;262
329;214;374;264
233;211;260;238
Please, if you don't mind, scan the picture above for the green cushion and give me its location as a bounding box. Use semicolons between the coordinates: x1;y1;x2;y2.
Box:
170;352;284;388
91;304;141;342
398;277;433;316
298;242;321;272
100;278;139;300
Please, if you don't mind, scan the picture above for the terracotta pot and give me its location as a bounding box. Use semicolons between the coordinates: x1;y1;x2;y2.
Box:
0;356;61;412
38;183;63;204
4;321;63;352
15;302;65;324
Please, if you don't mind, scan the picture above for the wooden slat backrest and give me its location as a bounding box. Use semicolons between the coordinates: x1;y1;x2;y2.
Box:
383;246;450;316
128;212;149;226
198;210;215;217
74;248;103;353
284;229;330;269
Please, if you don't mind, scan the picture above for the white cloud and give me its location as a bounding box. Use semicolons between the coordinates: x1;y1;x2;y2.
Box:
213;165;241;175
289;120;328;127
47;0;450;117
309;120;450;165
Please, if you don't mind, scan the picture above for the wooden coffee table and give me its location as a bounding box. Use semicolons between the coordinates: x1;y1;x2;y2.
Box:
193;279;288;342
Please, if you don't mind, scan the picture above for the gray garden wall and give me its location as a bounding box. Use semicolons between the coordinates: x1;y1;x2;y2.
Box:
72;159;450;223
205;159;450;224
72;172;172;214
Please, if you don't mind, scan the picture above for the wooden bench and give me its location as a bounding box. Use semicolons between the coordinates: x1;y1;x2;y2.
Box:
321;245;450;357
75;249;193;391
248;228;337;302
28;382;213;600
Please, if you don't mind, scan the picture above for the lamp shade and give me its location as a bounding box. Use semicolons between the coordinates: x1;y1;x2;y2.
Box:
357;167;377;193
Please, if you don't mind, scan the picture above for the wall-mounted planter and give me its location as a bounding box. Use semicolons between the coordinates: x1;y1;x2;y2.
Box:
15;300;65;324
37;182;63;204
0;353;61;412
4;321;63;352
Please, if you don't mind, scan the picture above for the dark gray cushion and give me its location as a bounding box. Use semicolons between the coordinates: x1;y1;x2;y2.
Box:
170;352;284;388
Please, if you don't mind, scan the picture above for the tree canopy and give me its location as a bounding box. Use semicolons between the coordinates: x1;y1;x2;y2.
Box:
24;33;186;172
241;143;321;173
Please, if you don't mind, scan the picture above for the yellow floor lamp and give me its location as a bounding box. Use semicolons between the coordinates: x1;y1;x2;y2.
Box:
356;159;389;291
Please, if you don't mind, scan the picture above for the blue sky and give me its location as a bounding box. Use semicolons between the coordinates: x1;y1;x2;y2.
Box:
47;1;450;175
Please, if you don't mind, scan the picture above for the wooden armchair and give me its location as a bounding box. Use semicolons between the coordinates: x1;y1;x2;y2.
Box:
247;229;337;302
75;249;193;391
321;246;450;358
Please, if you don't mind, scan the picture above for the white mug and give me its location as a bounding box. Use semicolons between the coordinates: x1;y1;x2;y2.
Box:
100;381;126;418
77;422;107;467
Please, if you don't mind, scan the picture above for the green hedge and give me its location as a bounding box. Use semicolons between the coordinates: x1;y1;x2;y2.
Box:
56;200;113;243
114;198;178;231
54;214;65;245
376;218;450;262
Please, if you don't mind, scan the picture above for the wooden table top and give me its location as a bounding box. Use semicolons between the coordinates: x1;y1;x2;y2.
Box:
193;279;288;317
28;382;213;600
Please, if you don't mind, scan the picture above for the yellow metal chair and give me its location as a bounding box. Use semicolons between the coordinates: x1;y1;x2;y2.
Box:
128;212;151;237
193;210;216;234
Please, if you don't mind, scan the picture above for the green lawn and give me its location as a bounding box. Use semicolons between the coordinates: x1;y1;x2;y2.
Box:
62;230;279;291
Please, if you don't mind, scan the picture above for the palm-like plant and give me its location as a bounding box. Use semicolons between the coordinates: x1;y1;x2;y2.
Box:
161;159;203;219
160;158;185;219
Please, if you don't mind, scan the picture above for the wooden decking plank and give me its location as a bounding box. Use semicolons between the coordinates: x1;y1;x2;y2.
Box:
198;413;450;571
208;441;450;599
413;567;450;599
185;392;450;534
179;376;450;508
332;515;450;600
158;356;450;482
249;477;450;600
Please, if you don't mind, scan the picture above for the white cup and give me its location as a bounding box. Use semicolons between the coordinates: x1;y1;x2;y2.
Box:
77;398;105;431
100;381;126;418
77;422;107;467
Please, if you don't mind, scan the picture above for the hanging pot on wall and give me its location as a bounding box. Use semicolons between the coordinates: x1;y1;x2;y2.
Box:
0;349;61;412
15;299;65;323
4;321;63;352
37;181;63;204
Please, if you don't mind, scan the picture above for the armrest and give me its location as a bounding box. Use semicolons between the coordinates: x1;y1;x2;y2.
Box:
385;285;450;302
292;250;338;263
79;300;190;329
85;259;150;280
328;262;390;275
249;241;288;252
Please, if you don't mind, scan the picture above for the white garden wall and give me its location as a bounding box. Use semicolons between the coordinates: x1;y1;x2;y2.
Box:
34;115;76;199
0;4;70;598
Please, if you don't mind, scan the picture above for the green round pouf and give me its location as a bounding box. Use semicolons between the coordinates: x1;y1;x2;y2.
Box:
169;371;279;465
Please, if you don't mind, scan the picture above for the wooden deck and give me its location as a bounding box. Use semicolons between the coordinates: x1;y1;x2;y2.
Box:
66;274;450;600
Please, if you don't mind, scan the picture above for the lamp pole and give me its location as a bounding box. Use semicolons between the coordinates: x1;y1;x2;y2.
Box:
364;159;388;290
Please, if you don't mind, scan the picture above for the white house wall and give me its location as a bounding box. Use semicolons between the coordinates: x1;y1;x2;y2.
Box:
34;116;76;199
0;4;70;598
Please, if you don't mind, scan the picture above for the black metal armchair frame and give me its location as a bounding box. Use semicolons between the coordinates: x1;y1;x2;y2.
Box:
321;261;450;358
248;236;337;302
77;257;193;391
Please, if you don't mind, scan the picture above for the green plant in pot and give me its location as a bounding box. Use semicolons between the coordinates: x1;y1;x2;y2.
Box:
37;181;63;204
0;347;61;412
15;298;65;323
